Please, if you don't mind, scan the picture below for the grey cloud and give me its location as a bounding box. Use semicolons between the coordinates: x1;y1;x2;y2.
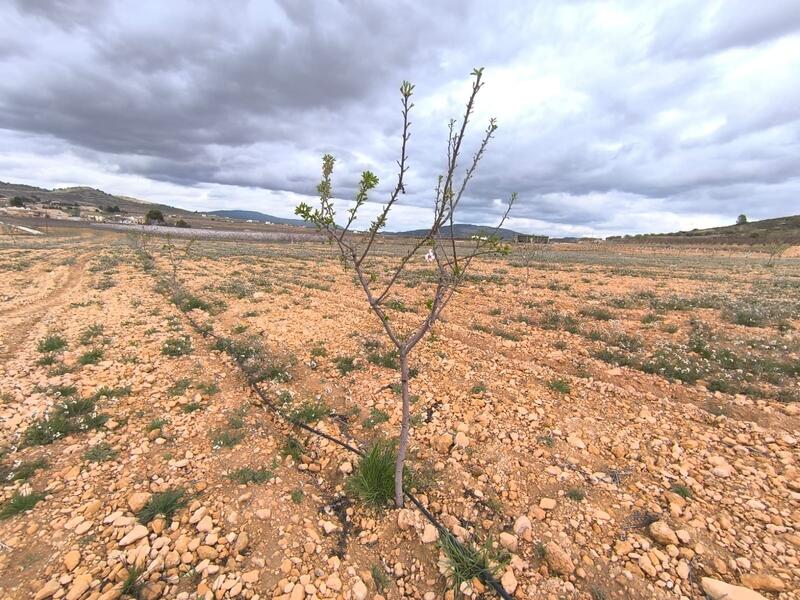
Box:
0;0;798;236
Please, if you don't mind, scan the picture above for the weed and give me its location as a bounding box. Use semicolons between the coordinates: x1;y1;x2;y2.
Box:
161;336;192;357
438;531;509;597
79;324;104;345
0;491;46;519
548;378;571;394
84;443;117;462
0;457;48;481
290;400;329;424
334;356;357;375
90;386;131;401
168;378;192;396
590;585;609;600
670;484;692;499
347;440;401;508
540;311;579;334
78;348;104;365
23;398;108;446
368;349;399;369
211;428;244;449
362;407;390;429
386;299;411;312
566;487;585;501
52;385;78;398
281;438;303;461
137;488;186;524
580;307;614;321
197;381;219;395
470;383;487;394
120;565;145;599
310;345;328;357
37;334;67;354
371;564;390;593
148;417;169;431
182;402;203;413
290;488;304;504
229;467;273;484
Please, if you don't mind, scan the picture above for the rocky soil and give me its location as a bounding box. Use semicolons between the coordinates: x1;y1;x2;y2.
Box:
0;231;798;600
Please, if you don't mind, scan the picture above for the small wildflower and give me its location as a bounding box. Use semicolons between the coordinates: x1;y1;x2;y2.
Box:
425;249;436;263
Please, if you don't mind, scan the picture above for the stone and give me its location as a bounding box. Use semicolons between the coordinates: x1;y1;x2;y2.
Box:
639;554;657;578
739;574;785;592
63;550;81;572
234;531;249;554
649;520;679;546
321;520;338;534
74;520;92;535
676;561;690;580
567;436;585;449
539;498;556;510
500;569;518;594
544;541;574;575
339;461;352;474
513;515;531;536
351;578;368;600
499;532;518;552
433;433;453;453
326;574;342;592
119;524;148;546
397;509;415;531
242;570;259;584
421;523;439;544
66;573;92;600
198;545;218;560
128;492;151;513
614;540;633;556
34;580;60;600
701;577;769;600
196;515;213;532
454;431;470;448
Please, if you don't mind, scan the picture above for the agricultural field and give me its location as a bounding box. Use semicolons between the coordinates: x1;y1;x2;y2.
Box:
0;228;798;600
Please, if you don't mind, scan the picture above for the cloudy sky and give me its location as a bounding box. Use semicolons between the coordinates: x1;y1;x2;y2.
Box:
1;0;799;237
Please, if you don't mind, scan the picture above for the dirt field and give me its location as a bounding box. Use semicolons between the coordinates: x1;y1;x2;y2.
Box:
0;228;798;600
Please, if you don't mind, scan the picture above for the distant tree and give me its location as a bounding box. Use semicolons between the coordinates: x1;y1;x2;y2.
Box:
104;205;121;213
175;219;191;228
145;209;164;224
737;214;748;225
10;196;26;207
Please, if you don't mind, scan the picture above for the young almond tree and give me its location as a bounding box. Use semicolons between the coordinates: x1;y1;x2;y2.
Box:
297;68;515;507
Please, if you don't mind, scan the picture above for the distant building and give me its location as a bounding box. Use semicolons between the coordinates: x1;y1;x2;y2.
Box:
514;234;549;244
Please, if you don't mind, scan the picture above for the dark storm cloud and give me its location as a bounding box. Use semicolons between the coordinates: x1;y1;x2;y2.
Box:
0;0;798;236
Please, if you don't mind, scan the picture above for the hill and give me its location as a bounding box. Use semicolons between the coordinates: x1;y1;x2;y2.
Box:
391;223;526;240
610;214;800;246
206;209;311;228
0;181;187;216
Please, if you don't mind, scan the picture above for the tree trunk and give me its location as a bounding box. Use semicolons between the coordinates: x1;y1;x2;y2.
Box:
395;351;411;507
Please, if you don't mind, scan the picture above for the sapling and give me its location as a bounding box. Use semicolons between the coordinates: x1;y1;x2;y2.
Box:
297;68;515;507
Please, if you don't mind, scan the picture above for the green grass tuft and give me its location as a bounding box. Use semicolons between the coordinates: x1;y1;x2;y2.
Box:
37;334;67;354
548;378;571;394
78;348;104;365
0;491;46;519
229;467;273;484
84;442;117;462
137;488;186;524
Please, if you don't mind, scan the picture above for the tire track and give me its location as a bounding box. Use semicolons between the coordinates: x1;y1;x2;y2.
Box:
0;257;87;362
